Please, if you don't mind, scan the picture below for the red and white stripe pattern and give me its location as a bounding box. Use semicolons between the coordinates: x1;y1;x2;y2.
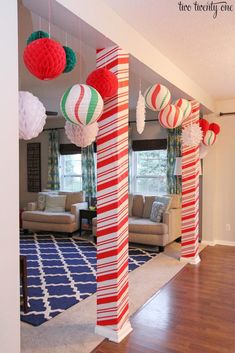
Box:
174;98;192;120
181;100;200;261
96;47;130;332
145;83;171;111
159;104;184;129
203;129;216;146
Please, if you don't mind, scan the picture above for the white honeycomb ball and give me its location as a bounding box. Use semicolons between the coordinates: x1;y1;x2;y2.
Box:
19;91;46;140
65;121;99;147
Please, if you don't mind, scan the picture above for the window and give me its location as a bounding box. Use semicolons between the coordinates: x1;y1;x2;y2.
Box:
132;150;167;195
60;154;82;191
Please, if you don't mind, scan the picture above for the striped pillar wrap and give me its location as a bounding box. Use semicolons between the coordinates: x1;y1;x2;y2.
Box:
95;46;132;342
180;100;201;264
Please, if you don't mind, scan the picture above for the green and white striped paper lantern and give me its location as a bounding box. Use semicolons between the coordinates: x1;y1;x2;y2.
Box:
203;130;216;146
60;84;104;125
174;98;192;120
144;84;171;111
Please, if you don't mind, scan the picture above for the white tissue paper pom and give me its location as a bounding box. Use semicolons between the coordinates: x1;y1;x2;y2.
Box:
199;143;209;159
182;123;203;147
136;90;146;134
65;121;99;147
19;91;46;140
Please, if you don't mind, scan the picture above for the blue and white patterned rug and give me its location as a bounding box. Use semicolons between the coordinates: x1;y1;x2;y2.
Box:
20;234;157;326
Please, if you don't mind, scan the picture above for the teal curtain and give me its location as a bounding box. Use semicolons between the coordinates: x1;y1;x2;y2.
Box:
167;127;182;194
81;144;96;198
47;130;60;190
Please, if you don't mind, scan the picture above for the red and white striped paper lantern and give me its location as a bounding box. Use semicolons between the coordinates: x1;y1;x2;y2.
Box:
203;130;216;146
159;104;183;129
174;98;192;120
144;84;171;111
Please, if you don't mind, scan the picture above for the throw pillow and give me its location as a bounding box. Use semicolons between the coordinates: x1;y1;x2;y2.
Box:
37;192;49;211
38;191;59;211
143;196;157;218
45;194;67;213
150;201;165;223
132;195;144;217
156;196;172;212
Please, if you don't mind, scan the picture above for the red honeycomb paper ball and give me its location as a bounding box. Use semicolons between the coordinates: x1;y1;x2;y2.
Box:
86;68;118;99
209;123;220;135
199;118;210;135
23;38;66;80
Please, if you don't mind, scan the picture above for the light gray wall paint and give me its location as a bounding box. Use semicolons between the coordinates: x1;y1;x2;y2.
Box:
129;109;167;140
130;121;167;140
19;117;69;208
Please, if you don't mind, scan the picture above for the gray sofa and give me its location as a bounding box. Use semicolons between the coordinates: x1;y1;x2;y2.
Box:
92;194;181;251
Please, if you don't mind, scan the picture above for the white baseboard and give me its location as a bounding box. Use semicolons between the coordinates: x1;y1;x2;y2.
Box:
202;240;235;247
214;240;235;246
201;240;215;246
189;255;201;264
95;320;133;343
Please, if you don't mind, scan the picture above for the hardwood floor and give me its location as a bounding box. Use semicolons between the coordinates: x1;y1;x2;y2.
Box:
92;245;235;353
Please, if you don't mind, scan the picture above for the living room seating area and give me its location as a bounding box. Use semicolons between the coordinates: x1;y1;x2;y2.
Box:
92;193;181;251
22;191;88;234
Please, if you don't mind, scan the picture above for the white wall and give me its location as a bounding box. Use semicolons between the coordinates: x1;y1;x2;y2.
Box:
0;1;20;353
202;99;235;245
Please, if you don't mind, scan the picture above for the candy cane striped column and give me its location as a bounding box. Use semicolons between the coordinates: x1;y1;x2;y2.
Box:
95;47;132;343
181;100;201;264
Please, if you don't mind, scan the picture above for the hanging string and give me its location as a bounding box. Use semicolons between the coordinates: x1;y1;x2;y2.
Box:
39;16;42;31
48;0;51;37
79;19;82;82
104;35;108;68
65;32;68;47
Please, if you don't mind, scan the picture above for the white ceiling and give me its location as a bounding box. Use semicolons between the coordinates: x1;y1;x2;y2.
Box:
103;0;235;100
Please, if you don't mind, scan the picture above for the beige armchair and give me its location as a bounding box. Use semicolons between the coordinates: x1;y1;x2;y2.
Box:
22;191;88;235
